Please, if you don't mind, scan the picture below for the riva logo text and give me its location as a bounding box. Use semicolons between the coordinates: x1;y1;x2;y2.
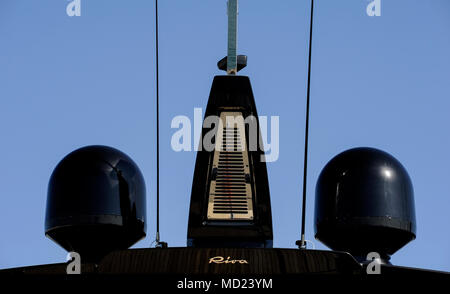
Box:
209;256;249;264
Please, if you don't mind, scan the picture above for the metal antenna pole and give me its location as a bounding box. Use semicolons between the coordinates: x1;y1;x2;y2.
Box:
227;0;238;75
154;0;167;249
297;0;315;250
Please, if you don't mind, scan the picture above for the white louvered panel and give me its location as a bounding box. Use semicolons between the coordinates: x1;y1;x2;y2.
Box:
207;112;254;221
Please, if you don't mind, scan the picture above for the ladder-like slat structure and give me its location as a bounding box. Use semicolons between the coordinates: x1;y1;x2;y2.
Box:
207;112;253;220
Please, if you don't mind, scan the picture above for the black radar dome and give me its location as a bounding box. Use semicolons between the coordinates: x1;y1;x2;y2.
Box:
314;147;416;261
45;145;146;262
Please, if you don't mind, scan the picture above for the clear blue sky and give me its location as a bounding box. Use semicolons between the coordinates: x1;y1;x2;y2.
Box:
0;0;449;272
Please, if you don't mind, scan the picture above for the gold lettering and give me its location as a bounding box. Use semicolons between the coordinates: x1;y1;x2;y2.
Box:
209;256;248;264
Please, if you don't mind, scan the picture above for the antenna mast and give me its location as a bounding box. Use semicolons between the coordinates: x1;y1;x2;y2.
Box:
227;0;238;75
154;0;167;249
297;0;315;250
217;0;247;73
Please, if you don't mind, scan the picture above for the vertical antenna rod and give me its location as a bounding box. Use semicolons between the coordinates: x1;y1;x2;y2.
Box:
297;0;315;250
227;0;238;75
155;0;160;246
154;0;166;248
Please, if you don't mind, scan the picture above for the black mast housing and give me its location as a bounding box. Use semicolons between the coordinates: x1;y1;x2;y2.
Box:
187;75;273;248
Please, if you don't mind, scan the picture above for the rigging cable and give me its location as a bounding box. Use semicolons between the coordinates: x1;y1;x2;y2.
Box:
297;0;315;250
